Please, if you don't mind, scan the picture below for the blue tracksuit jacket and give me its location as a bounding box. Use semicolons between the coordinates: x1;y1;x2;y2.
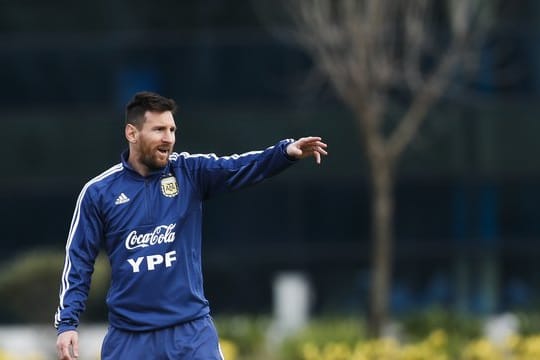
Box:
54;139;295;334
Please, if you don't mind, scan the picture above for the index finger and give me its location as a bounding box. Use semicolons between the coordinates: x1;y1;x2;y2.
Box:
297;136;322;145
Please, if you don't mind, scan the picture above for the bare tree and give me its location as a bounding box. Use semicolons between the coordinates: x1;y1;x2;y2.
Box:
258;0;494;336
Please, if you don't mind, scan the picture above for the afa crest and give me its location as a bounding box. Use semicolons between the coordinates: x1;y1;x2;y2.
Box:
161;176;179;197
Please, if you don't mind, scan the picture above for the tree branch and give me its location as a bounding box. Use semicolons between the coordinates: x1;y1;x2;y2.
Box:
386;43;463;161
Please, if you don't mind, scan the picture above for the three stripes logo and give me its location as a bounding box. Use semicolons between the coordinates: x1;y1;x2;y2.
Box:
115;193;130;205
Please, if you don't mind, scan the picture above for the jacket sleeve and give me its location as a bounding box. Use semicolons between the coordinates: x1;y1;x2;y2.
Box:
54;185;103;334
183;139;297;200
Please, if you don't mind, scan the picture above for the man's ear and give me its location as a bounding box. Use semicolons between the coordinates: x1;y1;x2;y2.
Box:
125;124;138;144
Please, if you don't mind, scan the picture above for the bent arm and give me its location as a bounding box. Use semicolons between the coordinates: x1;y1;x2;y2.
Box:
54;187;102;334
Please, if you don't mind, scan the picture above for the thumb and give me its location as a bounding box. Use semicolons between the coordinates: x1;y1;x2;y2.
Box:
286;143;302;158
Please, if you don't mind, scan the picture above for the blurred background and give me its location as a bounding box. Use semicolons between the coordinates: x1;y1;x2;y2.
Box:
0;0;540;359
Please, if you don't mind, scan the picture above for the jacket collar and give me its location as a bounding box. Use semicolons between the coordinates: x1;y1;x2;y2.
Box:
120;149;171;179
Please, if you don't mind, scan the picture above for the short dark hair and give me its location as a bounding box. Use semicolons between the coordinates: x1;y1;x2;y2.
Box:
125;91;177;128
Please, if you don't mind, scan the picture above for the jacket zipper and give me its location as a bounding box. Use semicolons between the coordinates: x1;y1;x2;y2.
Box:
144;179;153;223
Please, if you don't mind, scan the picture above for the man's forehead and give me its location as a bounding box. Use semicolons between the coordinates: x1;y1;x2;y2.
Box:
143;110;176;126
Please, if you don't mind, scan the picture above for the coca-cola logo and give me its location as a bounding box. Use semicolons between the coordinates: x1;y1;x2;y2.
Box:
125;224;176;250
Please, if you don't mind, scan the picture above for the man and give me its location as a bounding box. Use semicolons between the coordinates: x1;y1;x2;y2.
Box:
54;91;327;360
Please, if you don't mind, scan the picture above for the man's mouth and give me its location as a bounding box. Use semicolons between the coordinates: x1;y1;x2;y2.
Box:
157;148;170;156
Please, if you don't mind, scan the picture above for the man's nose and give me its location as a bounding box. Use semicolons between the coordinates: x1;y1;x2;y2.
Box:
163;131;174;143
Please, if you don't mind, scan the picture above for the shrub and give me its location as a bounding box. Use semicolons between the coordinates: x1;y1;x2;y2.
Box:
280;317;366;360
400;307;481;358
219;339;239;360
0;248;110;324
214;315;269;359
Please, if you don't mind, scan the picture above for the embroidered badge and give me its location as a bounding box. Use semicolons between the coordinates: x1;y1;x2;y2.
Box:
161;176;179;197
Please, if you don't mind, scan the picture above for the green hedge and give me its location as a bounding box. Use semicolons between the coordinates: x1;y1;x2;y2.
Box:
0;249;110;324
280;317;366;360
214;316;270;359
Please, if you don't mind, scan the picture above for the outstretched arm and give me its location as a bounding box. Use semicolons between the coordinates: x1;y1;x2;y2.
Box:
179;137;328;199
286;136;328;164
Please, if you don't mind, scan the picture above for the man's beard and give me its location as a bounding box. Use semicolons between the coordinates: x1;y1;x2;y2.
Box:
141;149;169;171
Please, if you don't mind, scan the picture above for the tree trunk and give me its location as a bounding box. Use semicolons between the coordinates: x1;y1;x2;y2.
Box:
368;160;395;337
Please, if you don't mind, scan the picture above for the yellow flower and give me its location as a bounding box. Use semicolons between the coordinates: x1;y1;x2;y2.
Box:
296;331;540;360
518;335;540;358
321;342;352;360
302;342;322;360
0;350;46;360
427;329;447;349
219;339;238;360
461;339;503;360
505;334;521;352
355;338;400;359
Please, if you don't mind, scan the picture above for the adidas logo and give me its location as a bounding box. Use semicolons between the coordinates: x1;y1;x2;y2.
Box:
115;193;130;205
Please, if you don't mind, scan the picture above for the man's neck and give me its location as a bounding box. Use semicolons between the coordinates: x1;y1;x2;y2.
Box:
129;160;150;177
127;151;150;177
